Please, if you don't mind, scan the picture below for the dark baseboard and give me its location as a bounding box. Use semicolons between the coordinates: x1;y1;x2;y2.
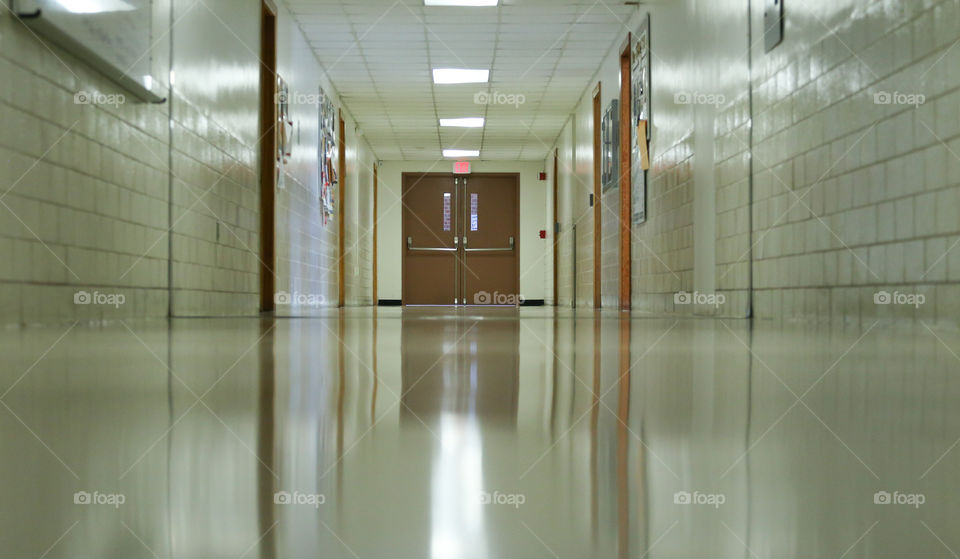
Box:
377;299;544;307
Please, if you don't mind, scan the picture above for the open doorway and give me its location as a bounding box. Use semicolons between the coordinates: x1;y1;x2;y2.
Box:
258;0;277;312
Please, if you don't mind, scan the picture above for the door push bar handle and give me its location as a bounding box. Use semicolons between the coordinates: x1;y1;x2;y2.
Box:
464;236;515;252
407;237;457;252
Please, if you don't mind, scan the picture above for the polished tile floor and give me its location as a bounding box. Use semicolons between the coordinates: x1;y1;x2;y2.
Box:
1;308;959;558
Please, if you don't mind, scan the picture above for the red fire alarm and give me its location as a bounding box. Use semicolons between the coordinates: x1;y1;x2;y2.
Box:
539;230;547;239
538;172;547;181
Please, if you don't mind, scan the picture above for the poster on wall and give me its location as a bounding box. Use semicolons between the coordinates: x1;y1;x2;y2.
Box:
318;87;338;226
601;99;619;193
631;13;651;225
276;76;292;190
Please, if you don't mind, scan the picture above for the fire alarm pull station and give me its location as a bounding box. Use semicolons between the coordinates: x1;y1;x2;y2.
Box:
453;161;471;175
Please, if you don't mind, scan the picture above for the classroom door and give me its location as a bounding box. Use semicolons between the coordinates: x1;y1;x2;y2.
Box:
402;173;519;306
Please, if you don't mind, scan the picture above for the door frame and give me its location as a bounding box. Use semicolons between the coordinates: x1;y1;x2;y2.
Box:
618;35;632;310
337;112;346;307
400;172;520;306
592;81;602;309
257;0;277;312
552;149;559;306
372;162;378;305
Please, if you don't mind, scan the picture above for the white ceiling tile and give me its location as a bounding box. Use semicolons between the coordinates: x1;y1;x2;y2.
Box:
282;0;636;160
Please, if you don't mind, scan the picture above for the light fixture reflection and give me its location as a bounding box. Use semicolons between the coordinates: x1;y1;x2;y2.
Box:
440;118;485;128
425;0;498;6
431;413;486;559
55;0;136;13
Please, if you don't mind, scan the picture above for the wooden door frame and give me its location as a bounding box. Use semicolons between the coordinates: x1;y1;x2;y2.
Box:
372;162;378;305
258;0;277;312
618;36;632;311
337;112;346;307
552;149;559;306
399;172;520;306
592;82;602;309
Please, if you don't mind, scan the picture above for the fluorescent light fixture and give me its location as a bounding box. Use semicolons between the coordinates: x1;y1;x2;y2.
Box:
440;118;485;128
425;0;498;5
443;149;480;158
56;0;136;13
433;68;490;84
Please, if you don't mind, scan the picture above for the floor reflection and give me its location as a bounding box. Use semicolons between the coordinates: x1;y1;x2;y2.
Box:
0;310;958;558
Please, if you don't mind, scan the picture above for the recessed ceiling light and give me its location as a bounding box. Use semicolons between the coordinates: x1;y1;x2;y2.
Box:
424;0;498;6
440;118;485;128
433;68;490;84
443;149;480;158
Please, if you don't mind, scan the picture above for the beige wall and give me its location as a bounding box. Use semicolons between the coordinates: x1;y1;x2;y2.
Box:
547;0;960;324
748;0;960;323
376;160;548;302
0;0;376;323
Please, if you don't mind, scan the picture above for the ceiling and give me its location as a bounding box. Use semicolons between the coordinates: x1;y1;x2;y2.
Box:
282;0;638;160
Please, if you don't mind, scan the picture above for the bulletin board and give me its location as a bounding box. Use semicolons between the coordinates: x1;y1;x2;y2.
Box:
318;87;338;226
14;0;165;103
276;76;292;191
601;99;619;193
631;13;651;225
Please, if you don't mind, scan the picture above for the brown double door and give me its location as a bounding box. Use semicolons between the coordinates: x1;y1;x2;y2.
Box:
402;173;519;306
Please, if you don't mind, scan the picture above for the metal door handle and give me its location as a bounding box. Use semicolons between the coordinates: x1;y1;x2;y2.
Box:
407;237;457;252
464;236;515;252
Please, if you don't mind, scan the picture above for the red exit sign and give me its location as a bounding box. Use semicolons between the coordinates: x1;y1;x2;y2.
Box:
453;161;471;174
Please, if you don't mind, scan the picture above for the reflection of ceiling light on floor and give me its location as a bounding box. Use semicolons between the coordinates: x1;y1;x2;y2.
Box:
56;0;136;13
433;69;489;85
424;0;498;6
440;118;484;128
443;149;480;158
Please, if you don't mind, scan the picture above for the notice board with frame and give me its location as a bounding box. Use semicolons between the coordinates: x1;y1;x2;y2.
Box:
14;0;166;103
630;13;651;225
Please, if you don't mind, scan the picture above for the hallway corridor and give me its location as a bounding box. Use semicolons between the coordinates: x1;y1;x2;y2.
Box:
3;311;959;558
2;0;960;556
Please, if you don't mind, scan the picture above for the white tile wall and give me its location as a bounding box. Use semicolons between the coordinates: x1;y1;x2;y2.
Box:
751;0;960;325
547;0;960;324
0;6;172;324
0;0;377;324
